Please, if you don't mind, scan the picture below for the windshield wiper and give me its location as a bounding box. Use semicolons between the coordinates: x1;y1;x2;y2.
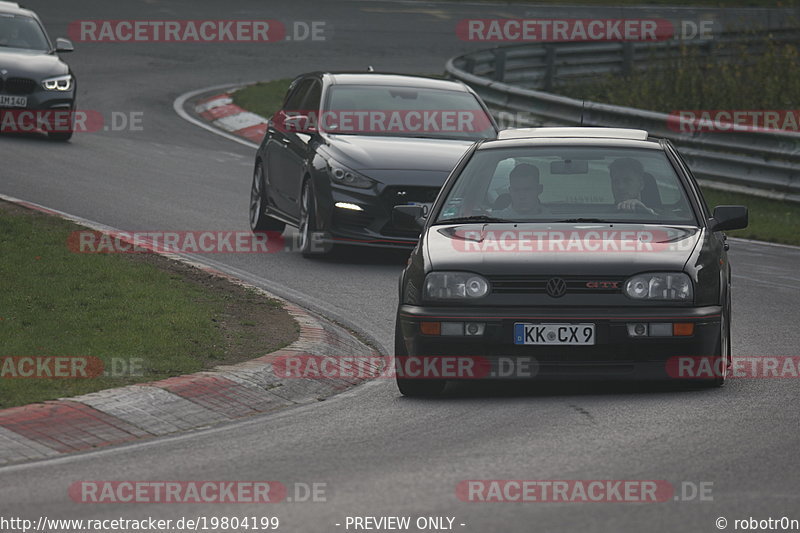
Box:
433;215;514;225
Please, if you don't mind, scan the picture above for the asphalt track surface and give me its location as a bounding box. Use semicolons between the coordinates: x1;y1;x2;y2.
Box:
1;2;799;532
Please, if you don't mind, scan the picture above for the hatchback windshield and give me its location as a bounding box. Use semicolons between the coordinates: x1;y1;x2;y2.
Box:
435;145;698;225
320;85;495;140
0;14;50;51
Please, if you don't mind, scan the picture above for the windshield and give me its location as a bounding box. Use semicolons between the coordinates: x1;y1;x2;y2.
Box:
319;84;495;140
0;14;50;51
435;145;698;225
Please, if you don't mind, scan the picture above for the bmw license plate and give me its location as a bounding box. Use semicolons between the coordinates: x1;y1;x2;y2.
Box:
0;95;27;108
514;323;595;345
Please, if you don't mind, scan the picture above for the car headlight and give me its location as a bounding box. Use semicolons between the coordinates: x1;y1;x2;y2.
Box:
624;272;693;301
425;272;490;300
42;74;73;91
327;159;374;189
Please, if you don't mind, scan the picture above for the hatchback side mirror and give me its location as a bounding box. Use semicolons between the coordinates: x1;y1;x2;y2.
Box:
709;205;748;232
282;114;316;134
392;204;427;231
55;38;74;53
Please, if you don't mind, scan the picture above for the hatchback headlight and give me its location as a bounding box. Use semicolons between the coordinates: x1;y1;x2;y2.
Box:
42;74;73;91
327;159;374;189
425;272;490;300
624;272;693;301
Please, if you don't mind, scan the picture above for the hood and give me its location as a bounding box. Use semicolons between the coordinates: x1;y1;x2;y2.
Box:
0;49;68;79
325;134;474;172
426;223;702;276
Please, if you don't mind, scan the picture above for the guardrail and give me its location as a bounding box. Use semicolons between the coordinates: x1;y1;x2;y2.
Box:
446;29;800;202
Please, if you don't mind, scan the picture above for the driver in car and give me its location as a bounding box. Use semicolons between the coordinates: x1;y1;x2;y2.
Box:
0;23;31;49
493;163;548;218
610;158;658;215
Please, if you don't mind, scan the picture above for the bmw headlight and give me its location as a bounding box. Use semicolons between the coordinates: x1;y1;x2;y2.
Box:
425;272;490;300
624;272;693;301
327;159;374;189
42;74;73;91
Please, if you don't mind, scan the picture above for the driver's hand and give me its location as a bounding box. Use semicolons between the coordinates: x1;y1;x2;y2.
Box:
617;199;655;214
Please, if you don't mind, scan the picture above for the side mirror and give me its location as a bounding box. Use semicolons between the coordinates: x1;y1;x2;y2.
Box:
55;38;74;53
709;205;748;232
282;114;316;134
392;204;427;232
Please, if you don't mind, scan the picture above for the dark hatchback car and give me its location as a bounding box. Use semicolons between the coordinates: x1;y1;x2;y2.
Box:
393;127;748;396
248;72;497;256
0;1;76;140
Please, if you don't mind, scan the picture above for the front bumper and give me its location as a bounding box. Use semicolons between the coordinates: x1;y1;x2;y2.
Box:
397;304;722;381
0;89;75;110
317;185;433;249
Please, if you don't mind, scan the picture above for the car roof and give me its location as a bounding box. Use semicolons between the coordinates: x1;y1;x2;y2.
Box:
498;127;649;141
482;127;662;149
317;72;470;92
0;1;35;17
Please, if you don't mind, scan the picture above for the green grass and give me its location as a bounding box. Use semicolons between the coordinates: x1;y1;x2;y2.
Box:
701;188;800;245
0;204;293;408
231;79;292;121
558;35;800;113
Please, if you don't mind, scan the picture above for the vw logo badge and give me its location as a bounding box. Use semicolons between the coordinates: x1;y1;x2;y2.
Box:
545;277;567;298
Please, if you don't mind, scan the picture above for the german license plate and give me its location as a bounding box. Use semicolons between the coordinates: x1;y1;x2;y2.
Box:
0;95;27;108
514;323;595;345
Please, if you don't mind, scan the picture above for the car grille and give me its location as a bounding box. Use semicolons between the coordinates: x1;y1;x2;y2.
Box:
381;185;440;237
3;78;37;95
488;276;625;295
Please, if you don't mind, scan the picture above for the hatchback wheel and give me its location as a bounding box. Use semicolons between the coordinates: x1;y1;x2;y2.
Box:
299;180;332;257
250;163;286;232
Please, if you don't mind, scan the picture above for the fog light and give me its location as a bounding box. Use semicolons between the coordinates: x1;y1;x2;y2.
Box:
441;322;464;336
420;321;441;335
627;323;648;337
649;323;673;337
465;322;485;336
673;323;694;336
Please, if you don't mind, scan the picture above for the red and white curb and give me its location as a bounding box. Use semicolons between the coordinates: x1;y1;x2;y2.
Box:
0;193;384;466
193;91;268;144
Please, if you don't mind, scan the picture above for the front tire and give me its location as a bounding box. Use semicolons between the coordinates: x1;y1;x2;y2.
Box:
250;163;286;232
299;179;332;257
699;304;730;388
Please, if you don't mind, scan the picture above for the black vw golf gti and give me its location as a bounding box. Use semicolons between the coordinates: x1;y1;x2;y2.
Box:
249;72;497;256
393;127;748;396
